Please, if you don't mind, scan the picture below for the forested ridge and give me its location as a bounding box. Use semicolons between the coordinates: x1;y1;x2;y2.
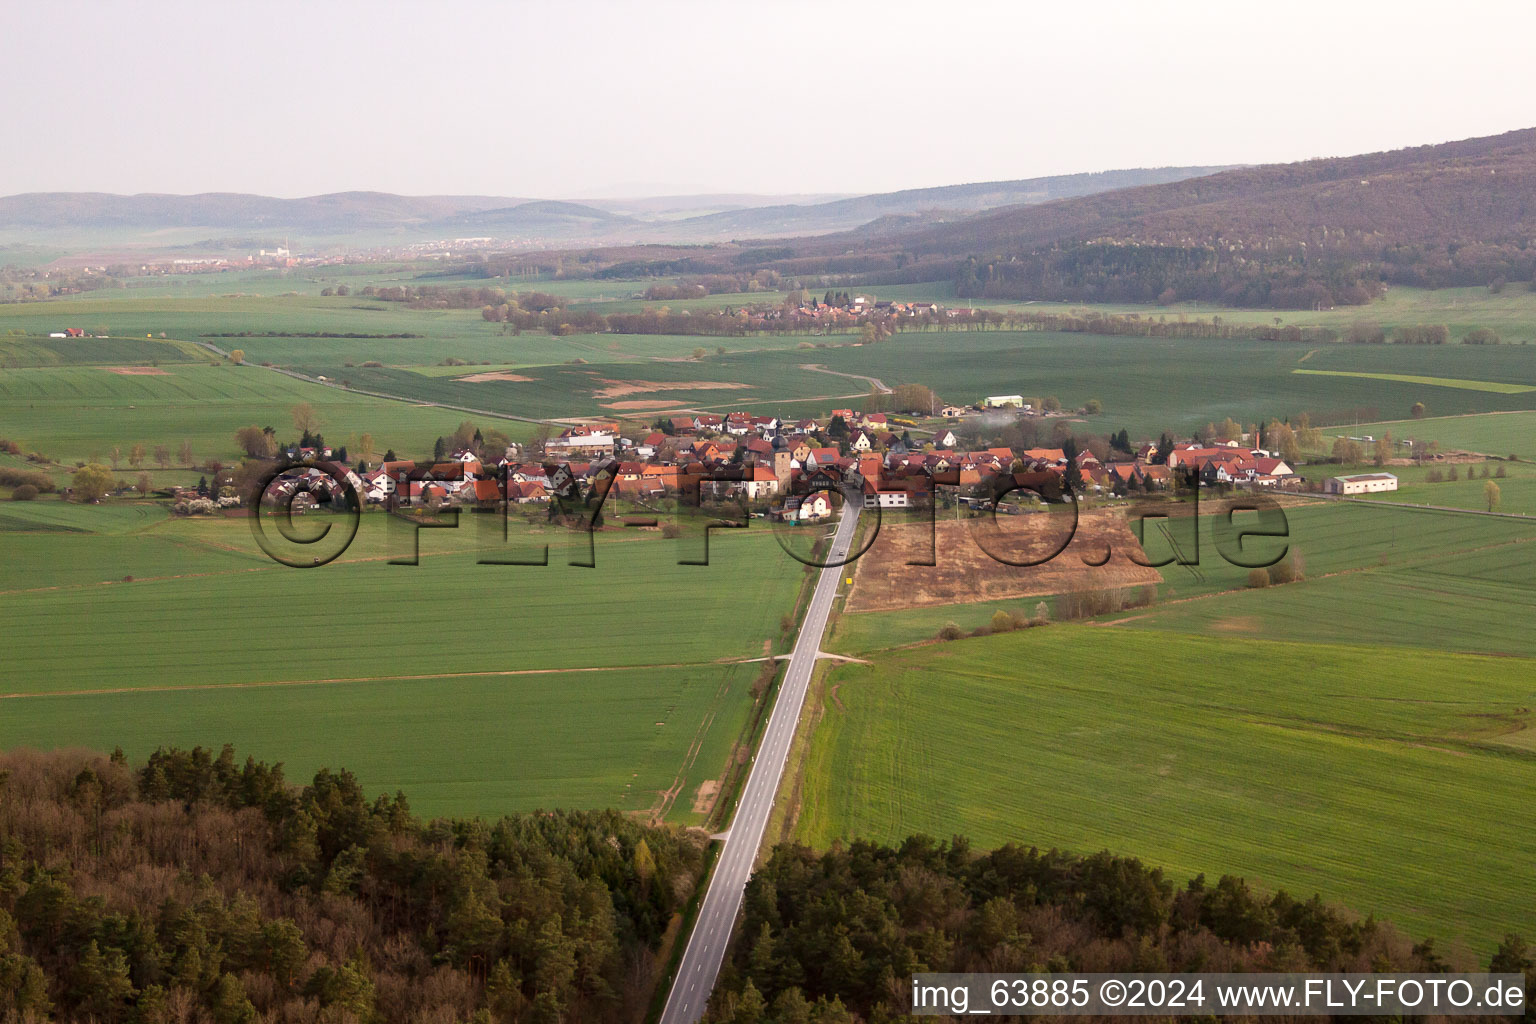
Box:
520;128;1536;310
0;747;704;1023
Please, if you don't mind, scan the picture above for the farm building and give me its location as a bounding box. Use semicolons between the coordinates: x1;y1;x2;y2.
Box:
1326;473;1398;495
984;395;1024;409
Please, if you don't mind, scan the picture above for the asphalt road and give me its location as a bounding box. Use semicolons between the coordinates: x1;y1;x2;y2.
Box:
658;506;861;1024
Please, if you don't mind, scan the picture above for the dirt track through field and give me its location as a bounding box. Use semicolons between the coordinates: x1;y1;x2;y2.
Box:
454;370;535;382
0;662;720;701
591;379;749;399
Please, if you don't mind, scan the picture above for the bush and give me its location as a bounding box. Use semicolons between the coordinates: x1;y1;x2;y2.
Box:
1267;553;1305;585
660;522;681;539
1247;568;1270;588
1056;585;1156;620
1447;466;1459;482
937;622;965;641
1495;465;1508;478
990;609;1016;633
0;467;55;492
10;484;38;501
1426;469;1444;483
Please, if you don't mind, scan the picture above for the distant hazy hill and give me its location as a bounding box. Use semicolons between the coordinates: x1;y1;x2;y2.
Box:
0;167;1232;250
654;166;1236;240
430;199;639;237
0;191;528;233
890;129;1536;259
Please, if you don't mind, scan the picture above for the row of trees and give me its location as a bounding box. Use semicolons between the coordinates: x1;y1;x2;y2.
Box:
103;441;195;471
1345;322;1512;346
0;747;706;1023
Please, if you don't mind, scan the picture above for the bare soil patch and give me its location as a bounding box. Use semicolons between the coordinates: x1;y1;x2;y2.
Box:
603;399;687;410
454;370;535;383
591;379;749;399
691;780;720;815
846;510;1163;613
106;366;168;376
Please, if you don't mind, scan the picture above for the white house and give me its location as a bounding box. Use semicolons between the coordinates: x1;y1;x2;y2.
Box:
781;493;832;521
1326;473;1398;495
863;489;911;509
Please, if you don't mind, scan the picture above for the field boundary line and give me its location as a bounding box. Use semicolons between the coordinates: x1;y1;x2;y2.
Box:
0;661;724;701
191;340;555;424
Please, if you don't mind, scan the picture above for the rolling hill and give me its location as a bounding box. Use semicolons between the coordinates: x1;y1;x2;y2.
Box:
624;127;1536;309
0;191;529;232
0;166;1232;251
879;127;1536;305
650;165;1236;240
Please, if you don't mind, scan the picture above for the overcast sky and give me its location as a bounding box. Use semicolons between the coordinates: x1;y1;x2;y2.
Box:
9;0;1536;200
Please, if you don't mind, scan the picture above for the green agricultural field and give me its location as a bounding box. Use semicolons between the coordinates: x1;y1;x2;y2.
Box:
274;327;1536;430
795;626;1536;952
1306;459;1536;515
957;284;1536;342
0;361;534;464
823;499;1536;653
1320;410;1536;459
0;515;805;693
1124;538;1536;657
0;664;754;822
1292;368;1536;393
14;283;1536;433
0;335;205;367
1089;498;1536;656
0;509;808;820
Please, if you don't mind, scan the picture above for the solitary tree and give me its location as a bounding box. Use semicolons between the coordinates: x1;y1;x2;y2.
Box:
72;464;115;502
137;472;153;495
1410;401;1427;419
129;443;146;469
153;444;170;469
1485;479;1502;512
235;426;274;459
229;348;245;364
291;402;320;435
178;439;193;466
1373;434;1391;467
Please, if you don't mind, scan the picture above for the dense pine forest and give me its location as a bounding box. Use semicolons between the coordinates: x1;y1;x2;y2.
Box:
5;749;1534;1023
703;839;1536;1023
0;748;704;1023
